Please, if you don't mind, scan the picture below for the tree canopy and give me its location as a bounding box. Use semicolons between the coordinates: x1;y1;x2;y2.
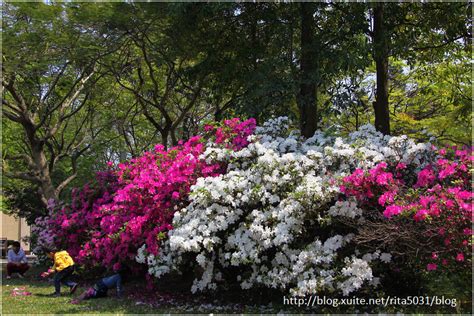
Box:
1;2;471;220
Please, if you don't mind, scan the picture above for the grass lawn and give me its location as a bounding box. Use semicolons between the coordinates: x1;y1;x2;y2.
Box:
1;265;470;314
1;266;170;314
0;265;278;314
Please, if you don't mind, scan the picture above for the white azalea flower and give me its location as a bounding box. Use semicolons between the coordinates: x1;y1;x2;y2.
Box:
136;117;433;296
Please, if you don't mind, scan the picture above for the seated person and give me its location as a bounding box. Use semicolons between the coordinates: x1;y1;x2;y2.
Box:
6;241;30;279
71;268;128;304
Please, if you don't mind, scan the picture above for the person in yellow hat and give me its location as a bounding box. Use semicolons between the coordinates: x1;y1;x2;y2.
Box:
41;247;78;297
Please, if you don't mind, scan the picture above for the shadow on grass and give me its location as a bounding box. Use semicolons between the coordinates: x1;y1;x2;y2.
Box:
34;293;57;297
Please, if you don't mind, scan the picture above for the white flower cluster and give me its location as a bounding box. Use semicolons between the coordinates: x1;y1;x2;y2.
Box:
137;117;431;296
328;199;363;219
337;257;374;296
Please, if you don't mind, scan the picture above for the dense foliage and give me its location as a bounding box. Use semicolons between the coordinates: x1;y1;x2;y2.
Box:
2;2;471;312
33;119;256;271
342;147;472;271
33;118;471;301
2;3;471;214
139;118;468;297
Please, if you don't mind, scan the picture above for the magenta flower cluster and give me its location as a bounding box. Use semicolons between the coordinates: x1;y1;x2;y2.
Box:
35;117;470;284
341;146;473;272
37;118;256;271
204;117;257;149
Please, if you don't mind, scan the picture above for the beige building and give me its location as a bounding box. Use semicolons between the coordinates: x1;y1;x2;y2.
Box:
1;212;31;252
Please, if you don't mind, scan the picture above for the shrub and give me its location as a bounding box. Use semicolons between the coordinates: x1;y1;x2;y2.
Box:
341;146;472;273
33;118;256;271
138;118;433;296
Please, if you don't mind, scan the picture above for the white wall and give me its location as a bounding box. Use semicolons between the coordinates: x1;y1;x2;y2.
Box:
0;212;31;251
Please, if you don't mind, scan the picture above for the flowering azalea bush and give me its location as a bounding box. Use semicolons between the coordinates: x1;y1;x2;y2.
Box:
35;115;471;299
32;171;119;259
341;146;473;272
33;118;256;270
138;118;434;296
204;117;257;150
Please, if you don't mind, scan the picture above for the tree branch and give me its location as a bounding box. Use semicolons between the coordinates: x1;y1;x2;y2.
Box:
39;69;95;138
412;35;465;51
3;170;41;183
40;61;70;103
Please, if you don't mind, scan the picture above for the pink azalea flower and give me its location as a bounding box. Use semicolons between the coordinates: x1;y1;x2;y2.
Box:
456;253;465;262
457;190;472;200
383;205;403;218
430;208;441;217
378;190;396;206
445;199;455;208
415;168;435;187
376;172;393;186
419;196;433;208
171;191;180;200
414;209;428;222
113;262;121;271
427;263;437;271
438;163;456;180
396;162;407;170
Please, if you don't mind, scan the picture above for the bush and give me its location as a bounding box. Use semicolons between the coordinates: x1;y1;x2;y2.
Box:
33;118;256;271
138;118;439;296
341;146;472;273
36;116;471;299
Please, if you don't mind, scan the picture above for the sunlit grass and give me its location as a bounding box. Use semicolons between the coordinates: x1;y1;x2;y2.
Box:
1;265;170;314
1;265;469;314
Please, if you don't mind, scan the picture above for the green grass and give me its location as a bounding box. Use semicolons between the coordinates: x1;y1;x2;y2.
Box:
1;265;470;314
1;266;174;314
0;265;279;314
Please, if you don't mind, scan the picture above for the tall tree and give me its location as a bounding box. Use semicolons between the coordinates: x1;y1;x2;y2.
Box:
1;3;110;205
372;3;391;135
102;3;210;149
389;53;472;145
367;2;471;135
298;3;318;138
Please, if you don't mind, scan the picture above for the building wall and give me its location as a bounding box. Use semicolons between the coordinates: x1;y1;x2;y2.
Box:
0;212;31;252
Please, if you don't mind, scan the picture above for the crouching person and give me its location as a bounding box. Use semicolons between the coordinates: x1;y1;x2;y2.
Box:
6;241;30;279
71;272;124;304
41;248;78;297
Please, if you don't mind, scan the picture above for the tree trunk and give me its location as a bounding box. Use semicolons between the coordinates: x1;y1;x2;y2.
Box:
250;7;258;72
26;128;58;206
372;3;391;135
170;128;178;147
160;129;169;150
298;2;318;138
